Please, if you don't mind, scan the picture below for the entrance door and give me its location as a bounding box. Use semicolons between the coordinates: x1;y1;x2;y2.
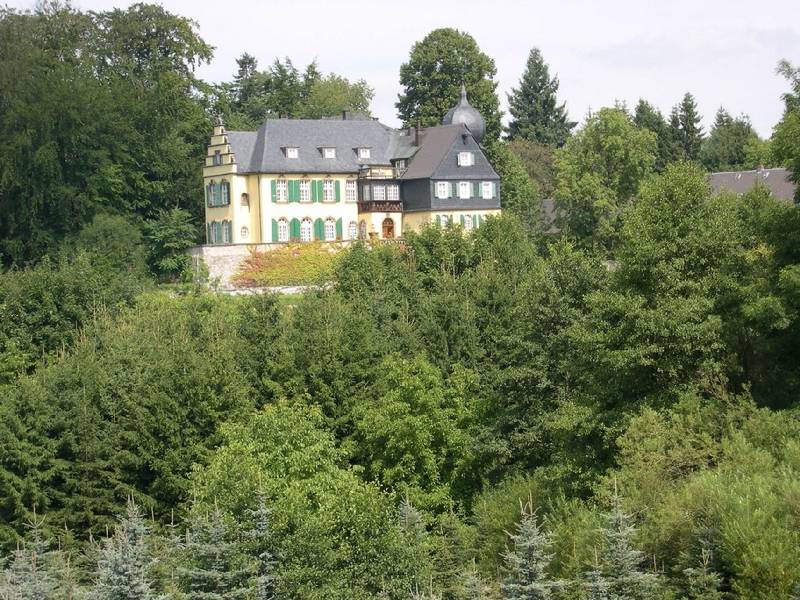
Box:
382;218;395;239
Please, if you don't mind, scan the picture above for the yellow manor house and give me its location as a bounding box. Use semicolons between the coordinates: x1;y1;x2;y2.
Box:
201;87;501;245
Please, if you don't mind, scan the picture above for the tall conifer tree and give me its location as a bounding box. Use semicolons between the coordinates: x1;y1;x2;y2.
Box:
506;48;575;146
671;93;704;161
245;495;277;600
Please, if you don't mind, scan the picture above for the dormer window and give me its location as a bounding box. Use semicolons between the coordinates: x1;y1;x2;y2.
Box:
322;147;336;159
394;159;406;171
358;148;371;159
457;152;474;167
286;147;299;159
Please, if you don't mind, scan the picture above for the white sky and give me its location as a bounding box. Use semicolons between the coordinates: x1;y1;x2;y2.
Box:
10;0;800;136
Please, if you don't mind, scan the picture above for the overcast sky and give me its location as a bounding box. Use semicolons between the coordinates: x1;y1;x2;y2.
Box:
10;0;800;136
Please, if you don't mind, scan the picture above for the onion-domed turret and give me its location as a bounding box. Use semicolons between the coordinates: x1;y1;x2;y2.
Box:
442;84;486;143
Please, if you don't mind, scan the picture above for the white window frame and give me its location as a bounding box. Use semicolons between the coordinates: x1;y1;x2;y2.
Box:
286;147;299;159
345;180;357;202
463;215;473;230
482;181;493;200
222;220;231;243
240;226;249;240
358;147;371;159
277;219;289;242
459;181;471;199
323;179;335;202
323;147;336;159
300;180;311;202
348;221;358;240
458;151;474;167
300;218;313;242
436;181;450;199
276;179;288;202
387;184;400;201
324;218;336;241
372;185;386;201
395;159;406;171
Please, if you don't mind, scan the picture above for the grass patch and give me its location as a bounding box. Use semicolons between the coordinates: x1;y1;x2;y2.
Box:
233;243;340;287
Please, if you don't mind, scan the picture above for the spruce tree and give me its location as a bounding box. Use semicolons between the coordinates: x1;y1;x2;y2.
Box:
500;502;560;600
245;495;277;600
682;549;723;600
460;562;492;600
590;486;661;600
178;505;250;599
506;48;576;146
634;99;681;170
671;92;704;161
0;515;58;600
92;499;160;600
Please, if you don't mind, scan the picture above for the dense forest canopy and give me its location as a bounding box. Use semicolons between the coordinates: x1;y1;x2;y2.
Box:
1;3;799;599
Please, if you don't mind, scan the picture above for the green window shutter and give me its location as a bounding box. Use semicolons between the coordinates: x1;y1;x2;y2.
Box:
271;219;278;242
435;215;441;228
473;213;478;227
290;218;301;240
314;218;324;240
293;180;301;202
311;180;319;202
205;184;210;207
270;179;277;202
451;182;457;198
205;222;210;242
336;218;342;239
460;214;465;226
334;180;341;202
492;181;498;198
473;181;479;198
287;180;295;202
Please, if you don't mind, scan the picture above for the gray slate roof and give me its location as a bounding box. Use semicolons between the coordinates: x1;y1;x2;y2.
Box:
710;168;796;202
228;118;398;174
399;124;498;181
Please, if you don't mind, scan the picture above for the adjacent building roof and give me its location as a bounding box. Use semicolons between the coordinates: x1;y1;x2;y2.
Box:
399;124;499;181
710;167;796;202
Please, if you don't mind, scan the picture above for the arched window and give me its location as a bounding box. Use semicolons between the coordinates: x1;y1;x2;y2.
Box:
222;220;232;243
241;193;249;207
382;218;394;239
300;218;313;242
348;221;358;240
324;218;336;241
277;218;289;242
240;226;249;240
359;221;367;240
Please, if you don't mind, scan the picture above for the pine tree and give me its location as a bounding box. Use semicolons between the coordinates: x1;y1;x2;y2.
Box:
178;504;250;599
682;549;723;600
590;486;661;600
506;48;576;146
671;92;704;161
245;495;277;600
0;514;58;600
500;502;560;600
399;497;431;596
92;498;160;600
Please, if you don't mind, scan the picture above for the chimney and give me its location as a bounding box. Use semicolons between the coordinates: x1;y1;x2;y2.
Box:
415;120;421;146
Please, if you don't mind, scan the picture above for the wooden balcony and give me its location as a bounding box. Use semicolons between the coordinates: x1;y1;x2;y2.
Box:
358;200;402;212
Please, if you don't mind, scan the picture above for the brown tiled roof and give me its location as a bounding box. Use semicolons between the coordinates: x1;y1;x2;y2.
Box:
710;168;796;202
